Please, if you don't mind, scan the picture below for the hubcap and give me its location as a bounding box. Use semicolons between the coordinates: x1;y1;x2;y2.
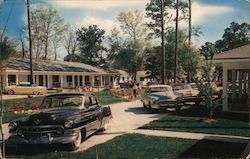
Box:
74;131;81;148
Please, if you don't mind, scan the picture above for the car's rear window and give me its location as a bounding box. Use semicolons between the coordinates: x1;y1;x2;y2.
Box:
146;87;171;93
40;95;83;109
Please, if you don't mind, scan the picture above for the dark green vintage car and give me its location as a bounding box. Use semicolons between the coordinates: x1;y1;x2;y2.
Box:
7;93;112;150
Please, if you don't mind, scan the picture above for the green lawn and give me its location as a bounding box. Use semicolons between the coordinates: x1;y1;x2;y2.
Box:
141;114;250;137
10;134;197;159
94;89;128;105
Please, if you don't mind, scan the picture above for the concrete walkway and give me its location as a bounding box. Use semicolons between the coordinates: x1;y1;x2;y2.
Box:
130;129;249;143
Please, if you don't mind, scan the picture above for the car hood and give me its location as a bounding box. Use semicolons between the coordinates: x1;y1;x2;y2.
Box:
18;108;80;126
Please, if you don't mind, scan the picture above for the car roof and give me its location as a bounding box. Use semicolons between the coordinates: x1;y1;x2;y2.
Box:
46;92;92;97
147;85;172;88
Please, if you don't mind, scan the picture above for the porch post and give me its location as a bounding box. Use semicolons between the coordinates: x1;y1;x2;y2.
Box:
91;75;95;87
100;76;103;87
60;75;63;89
82;76;86;86
72;75;75;88
43;75;46;87
47;75;50;89
5;74;8;86
16;74;19;85
222;65;228;111
232;70;236;100
239;71;242;99
77;75;80;87
108;75;111;86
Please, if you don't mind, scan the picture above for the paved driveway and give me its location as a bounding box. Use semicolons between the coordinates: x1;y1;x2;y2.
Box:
2;100;161;152
77;100;162;151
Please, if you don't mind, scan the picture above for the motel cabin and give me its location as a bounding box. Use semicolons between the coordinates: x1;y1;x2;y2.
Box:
0;58;118;89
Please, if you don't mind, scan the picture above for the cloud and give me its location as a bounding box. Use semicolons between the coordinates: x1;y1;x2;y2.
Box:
191;2;235;24
76;16;118;33
51;0;148;10
165;2;235;29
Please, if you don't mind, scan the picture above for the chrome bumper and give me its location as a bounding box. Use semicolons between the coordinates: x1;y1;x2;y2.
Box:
7;133;77;145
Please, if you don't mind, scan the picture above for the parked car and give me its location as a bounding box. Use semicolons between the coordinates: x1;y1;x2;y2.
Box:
141;85;182;111
172;83;199;97
7;92;112;150
4;82;47;95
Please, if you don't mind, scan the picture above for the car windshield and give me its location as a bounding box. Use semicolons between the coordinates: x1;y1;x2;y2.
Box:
40;95;83;109
173;84;192;90
146;87;172;93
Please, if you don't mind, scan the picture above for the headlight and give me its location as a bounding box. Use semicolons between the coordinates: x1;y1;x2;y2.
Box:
64;120;73;128
56;127;64;135
8;122;17;131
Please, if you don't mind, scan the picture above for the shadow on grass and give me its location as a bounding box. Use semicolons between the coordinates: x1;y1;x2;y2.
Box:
178;139;248;159
170;105;249;122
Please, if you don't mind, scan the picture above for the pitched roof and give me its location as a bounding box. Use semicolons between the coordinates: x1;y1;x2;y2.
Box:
6;58;112;73
213;44;250;60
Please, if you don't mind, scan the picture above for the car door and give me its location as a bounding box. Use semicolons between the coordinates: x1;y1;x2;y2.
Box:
88;95;102;132
83;95;100;136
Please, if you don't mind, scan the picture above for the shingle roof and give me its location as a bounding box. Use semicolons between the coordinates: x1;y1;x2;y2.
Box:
213;44;250;60
6;58;112;73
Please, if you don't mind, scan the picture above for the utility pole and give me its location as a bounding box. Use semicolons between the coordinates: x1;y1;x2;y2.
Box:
174;0;179;83
188;0;192;83
188;0;192;47
27;0;33;84
160;0;167;84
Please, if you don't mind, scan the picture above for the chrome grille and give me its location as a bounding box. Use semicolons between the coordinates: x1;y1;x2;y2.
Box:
17;125;64;137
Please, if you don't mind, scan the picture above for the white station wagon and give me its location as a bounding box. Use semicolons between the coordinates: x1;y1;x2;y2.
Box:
141;85;182;111
4;82;47;95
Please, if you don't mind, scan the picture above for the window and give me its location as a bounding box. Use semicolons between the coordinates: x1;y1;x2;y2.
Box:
40;95;83;109
27;75;31;83
52;75;59;83
66;76;72;82
63;97;82;107
84;96;91;108
90;96;97;105
85;76;90;86
8;75;16;85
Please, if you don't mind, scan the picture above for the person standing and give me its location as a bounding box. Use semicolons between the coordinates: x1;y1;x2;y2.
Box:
133;83;137;98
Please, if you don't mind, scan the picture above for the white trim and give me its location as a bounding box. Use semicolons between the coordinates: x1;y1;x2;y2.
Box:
222;66;228;111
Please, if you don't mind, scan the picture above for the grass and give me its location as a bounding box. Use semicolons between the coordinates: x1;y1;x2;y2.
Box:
94;89;128;105
8;134;248;159
8;134;197;159
141;114;250;137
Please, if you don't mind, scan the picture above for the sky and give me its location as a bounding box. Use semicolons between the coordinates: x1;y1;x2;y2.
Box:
0;0;249;58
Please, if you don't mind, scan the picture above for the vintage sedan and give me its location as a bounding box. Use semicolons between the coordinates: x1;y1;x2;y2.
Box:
172;83;199;97
141;85;182;111
7;93;112;150
4;82;47;95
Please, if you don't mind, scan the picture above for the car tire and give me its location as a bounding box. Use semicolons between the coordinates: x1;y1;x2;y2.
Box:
33;91;39;95
99;122;109;132
68;130;83;151
7;90;14;95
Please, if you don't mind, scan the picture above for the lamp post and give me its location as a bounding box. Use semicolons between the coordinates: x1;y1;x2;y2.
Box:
96;76;100;100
